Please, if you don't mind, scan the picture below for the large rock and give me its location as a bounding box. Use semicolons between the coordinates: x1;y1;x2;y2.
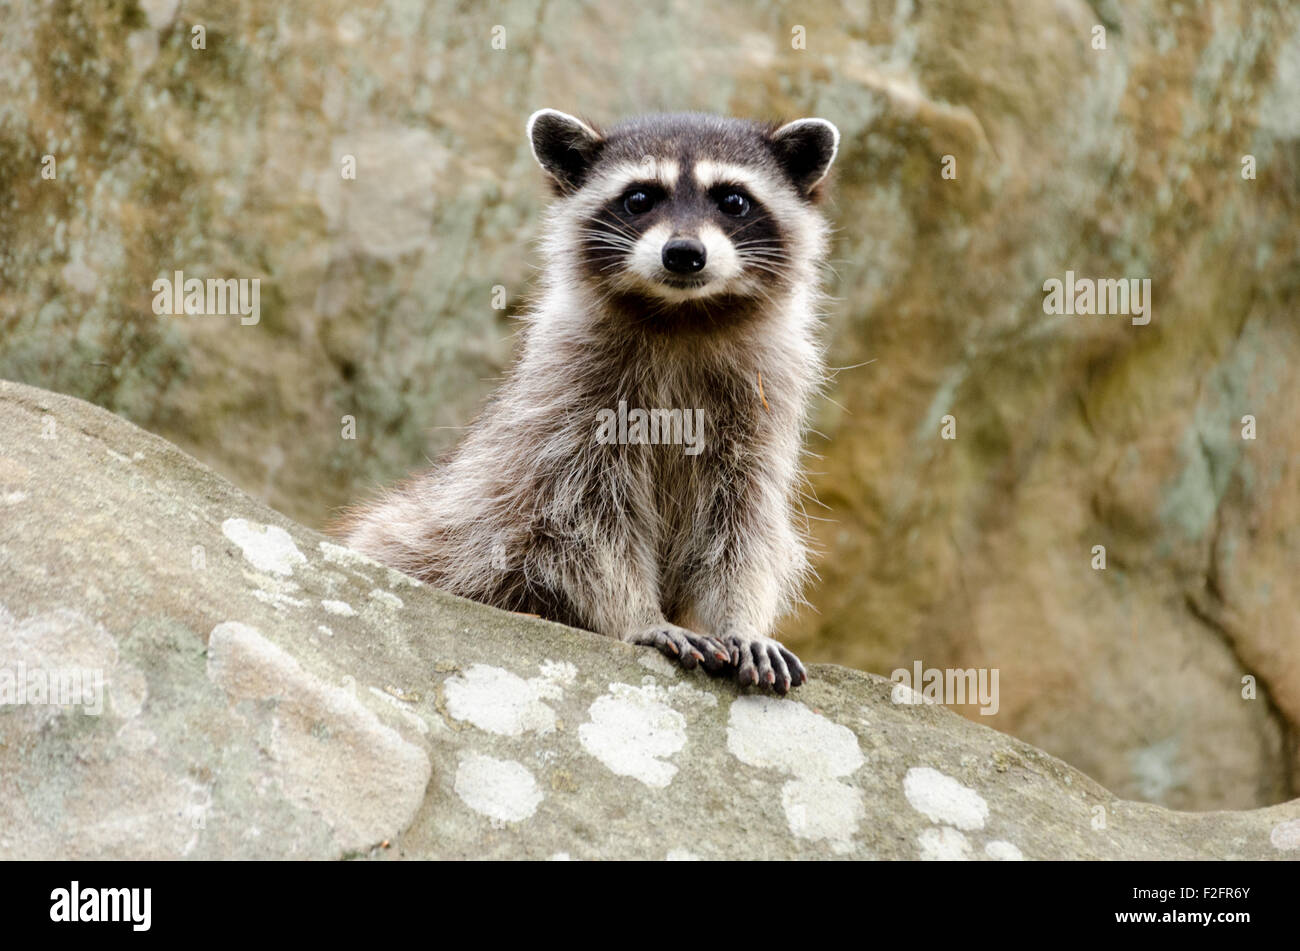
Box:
1;0;1297;811
1;381;1298;859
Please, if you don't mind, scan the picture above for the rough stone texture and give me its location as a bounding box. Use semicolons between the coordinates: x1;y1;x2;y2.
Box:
1;381;1298;859
0;1;1297;811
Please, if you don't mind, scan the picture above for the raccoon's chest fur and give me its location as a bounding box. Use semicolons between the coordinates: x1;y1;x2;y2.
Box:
578;331;804;609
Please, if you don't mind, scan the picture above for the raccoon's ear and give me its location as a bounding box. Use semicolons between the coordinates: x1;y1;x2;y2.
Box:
527;109;604;192
769;118;840;197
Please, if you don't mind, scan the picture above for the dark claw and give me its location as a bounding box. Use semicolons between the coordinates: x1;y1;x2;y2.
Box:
677;642;698;669
736;648;759;686
770;646;791;694
689;635;728;673
780;647;807;686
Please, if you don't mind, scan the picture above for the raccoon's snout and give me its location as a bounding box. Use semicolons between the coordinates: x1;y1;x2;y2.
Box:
662;238;707;274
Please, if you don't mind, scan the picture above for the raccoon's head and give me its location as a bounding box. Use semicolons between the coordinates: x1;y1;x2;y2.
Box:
527;110;838;319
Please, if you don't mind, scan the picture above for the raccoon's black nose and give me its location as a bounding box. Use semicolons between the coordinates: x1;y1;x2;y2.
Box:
662;238;707;274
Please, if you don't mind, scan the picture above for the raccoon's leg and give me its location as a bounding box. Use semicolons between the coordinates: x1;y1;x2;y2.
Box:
689;484;809;694
527;520;728;673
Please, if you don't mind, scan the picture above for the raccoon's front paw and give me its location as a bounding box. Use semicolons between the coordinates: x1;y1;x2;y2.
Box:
632;624;729;673
722;632;807;694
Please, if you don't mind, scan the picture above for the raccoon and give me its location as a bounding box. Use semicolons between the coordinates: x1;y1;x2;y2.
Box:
340;109;839;693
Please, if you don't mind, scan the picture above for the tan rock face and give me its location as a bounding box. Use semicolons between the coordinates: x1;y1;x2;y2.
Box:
1;2;1296;810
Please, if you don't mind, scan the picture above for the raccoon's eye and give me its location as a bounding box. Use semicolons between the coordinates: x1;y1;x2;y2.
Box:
717;191;750;217
623;190;656;215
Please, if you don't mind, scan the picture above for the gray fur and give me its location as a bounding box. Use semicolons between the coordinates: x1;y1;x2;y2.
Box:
339;110;838;692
